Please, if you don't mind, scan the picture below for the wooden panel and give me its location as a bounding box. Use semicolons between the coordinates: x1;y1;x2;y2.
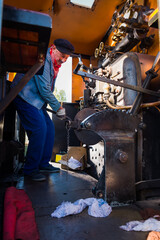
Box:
1;5;52;72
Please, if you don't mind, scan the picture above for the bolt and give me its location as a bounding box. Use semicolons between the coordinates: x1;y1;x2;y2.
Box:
139;122;146;130
85;121;91;129
116;149;128;163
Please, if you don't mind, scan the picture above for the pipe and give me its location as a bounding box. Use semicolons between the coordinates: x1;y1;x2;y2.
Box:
102;30;147;68
106;99;160;110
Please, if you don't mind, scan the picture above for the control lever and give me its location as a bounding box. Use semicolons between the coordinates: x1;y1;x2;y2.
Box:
130;51;160;115
73;56;83;74
46;107;69;120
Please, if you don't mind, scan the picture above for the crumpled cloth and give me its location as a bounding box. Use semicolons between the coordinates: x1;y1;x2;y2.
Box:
59;156;82;170
147;231;160;240
120;217;160;232
51;198;112;218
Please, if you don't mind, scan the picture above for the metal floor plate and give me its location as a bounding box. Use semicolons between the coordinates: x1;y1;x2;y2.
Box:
21;164;151;240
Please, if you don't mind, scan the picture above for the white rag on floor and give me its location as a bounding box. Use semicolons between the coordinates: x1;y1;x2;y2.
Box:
59;156;82;170
51;198;112;218
120;217;160;232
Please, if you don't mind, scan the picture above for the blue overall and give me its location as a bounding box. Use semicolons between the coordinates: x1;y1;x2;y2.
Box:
12;48;61;175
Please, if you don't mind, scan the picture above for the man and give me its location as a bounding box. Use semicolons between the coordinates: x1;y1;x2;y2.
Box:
12;39;75;181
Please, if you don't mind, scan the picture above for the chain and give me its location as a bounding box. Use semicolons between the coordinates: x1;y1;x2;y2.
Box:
65;117;72;161
66;123;71;161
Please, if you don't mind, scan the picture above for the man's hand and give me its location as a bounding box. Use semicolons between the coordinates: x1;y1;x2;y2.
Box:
56;107;66;119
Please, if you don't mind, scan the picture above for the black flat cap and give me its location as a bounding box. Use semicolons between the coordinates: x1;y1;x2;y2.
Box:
54;39;75;55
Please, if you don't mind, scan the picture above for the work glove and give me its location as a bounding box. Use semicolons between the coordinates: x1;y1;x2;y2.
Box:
56;107;66;119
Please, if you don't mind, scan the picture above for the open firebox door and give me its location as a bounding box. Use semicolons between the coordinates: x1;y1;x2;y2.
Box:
68;49;160;205
73;107;140;204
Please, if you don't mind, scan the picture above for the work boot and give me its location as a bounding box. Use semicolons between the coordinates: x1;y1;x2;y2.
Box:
24;172;46;181
39;164;60;173
31;173;46;181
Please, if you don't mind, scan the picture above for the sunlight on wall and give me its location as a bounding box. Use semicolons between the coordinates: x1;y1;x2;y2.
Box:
54;57;72;103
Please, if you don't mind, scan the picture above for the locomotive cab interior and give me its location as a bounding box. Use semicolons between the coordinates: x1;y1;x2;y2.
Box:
0;0;160;239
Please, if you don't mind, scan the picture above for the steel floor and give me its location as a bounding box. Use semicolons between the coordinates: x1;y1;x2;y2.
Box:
16;163;156;240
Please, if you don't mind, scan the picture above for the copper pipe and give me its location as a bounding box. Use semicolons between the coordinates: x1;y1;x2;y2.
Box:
106;99;160;110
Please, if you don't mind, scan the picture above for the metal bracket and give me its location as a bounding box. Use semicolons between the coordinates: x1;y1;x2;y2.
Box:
74;69;160;97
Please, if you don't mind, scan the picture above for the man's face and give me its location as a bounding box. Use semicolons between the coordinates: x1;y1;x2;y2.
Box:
50;45;70;65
